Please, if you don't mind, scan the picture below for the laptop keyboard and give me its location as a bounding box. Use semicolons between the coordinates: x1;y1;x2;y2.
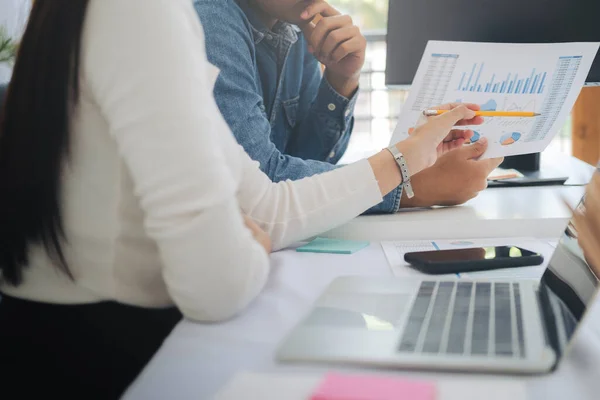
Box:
398;281;526;358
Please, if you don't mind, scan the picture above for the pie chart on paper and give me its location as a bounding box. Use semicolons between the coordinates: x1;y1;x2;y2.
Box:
500;131;522;146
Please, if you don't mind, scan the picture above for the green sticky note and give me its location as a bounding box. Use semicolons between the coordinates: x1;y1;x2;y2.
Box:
296;237;370;255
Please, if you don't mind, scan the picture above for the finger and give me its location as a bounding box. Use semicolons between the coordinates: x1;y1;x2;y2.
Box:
298;11;323;39
330;34;365;63
301;1;341;20
309;15;353;57
321;25;360;61
414;114;429;128
459;137;488;159
443;129;473;143
442;138;465;153
300;20;316;40
485;157;504;171
411;105;478;151
455;116;485;126
433;102;481;112
428;105;477;140
311;13;324;25
243;215;260;234
428;103;483;126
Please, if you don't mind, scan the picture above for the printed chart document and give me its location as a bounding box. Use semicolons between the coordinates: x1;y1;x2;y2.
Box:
390;41;599;159
381;237;556;279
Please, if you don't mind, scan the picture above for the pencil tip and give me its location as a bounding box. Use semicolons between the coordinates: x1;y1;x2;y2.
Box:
534;113;541;116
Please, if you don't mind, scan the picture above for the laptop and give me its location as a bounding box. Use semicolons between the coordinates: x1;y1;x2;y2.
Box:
276;200;600;374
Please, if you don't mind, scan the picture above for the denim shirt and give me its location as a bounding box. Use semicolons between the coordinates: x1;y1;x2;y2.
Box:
193;0;401;213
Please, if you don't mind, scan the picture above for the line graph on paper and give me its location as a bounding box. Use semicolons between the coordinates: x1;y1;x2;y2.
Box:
452;97;539;129
501;99;538;112
455;98;538;112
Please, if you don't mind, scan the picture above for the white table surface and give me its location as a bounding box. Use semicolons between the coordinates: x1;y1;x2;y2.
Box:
323;153;595;242
539;151;596;186
322;185;586;242
124;244;600;400
124;154;599;399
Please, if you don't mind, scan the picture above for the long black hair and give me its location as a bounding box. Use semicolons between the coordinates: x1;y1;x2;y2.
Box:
0;0;91;286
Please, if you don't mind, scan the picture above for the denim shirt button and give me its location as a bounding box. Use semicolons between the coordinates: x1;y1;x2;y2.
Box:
329;151;336;159
327;103;336;111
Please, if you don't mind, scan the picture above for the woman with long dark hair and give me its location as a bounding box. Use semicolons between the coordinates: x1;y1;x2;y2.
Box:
0;0;485;397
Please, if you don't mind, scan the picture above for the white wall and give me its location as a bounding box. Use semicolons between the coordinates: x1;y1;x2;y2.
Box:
0;0;32;83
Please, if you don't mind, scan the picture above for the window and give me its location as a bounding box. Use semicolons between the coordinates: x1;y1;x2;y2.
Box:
330;0;406;163
328;0;388;30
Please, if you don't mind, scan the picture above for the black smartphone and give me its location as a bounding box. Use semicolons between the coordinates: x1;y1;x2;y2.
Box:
404;246;544;275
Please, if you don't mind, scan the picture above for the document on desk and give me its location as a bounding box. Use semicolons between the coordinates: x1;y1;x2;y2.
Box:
381;237;555;279
390;41;599;159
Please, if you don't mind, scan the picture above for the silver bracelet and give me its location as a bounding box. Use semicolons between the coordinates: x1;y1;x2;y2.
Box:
386;145;414;199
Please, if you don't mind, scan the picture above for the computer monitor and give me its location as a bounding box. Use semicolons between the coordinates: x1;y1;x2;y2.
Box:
385;0;600;172
386;0;600;87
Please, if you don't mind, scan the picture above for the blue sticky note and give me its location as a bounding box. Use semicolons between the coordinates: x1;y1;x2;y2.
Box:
296;237;370;255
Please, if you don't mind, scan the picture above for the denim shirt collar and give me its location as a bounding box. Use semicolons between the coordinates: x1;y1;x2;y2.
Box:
235;0;301;46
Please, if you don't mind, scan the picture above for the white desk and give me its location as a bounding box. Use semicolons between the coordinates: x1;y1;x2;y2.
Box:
124;154;599;399
322;185;586;241
124;245;600;400
539;150;595;186
323;154;595;242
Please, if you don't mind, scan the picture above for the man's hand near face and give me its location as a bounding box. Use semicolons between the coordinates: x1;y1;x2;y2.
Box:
299;1;366;98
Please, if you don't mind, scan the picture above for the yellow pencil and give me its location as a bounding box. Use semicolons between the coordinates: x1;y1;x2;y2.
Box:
423;110;541;117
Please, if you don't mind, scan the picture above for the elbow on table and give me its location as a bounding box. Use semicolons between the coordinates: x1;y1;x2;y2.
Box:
167;260;270;323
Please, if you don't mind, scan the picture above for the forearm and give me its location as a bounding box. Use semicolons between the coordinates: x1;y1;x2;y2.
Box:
239;140;410;250
238;152;383;251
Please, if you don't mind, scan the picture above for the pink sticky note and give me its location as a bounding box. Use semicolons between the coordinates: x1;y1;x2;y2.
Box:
310;372;436;400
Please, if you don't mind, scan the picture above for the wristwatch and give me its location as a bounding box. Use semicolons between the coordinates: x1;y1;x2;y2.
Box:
386;145;415;199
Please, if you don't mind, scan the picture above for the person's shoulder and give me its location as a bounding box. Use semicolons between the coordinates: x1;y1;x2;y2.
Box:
192;0;254;46
88;0;198;25
193;0;248;25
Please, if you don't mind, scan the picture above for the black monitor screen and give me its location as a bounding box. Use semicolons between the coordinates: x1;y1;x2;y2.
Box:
386;0;600;85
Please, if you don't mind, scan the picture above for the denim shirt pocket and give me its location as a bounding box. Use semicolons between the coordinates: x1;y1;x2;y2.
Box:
282;96;300;128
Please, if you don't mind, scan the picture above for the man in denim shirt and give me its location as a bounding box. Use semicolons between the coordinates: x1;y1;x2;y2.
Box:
193;0;500;213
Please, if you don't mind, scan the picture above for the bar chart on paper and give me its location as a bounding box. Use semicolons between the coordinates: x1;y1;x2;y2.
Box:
457;63;548;95
394;41;599;159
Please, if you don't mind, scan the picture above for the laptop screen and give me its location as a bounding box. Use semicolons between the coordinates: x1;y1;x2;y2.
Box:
540;198;600;355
